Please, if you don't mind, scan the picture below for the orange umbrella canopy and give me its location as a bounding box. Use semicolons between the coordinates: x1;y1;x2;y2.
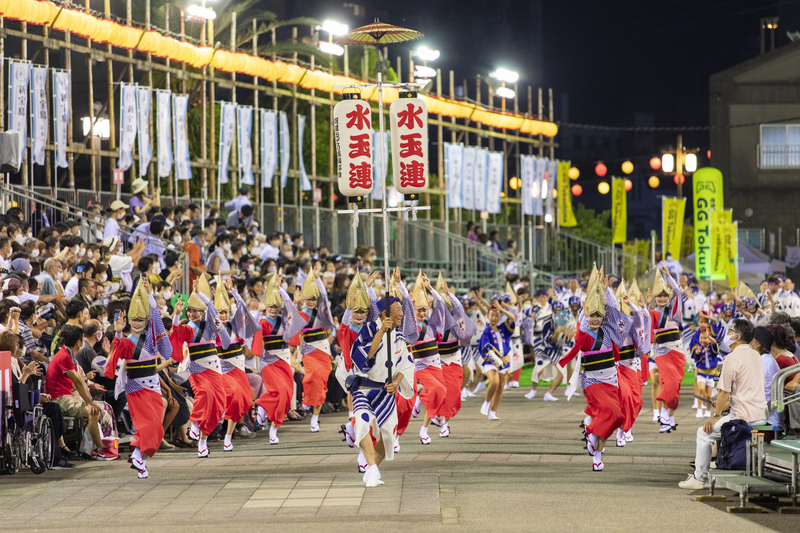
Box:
334;19;423;46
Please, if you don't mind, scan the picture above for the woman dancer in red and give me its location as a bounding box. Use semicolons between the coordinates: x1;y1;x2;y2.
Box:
559;265;624;471
256;273;304;444
105;279;173;478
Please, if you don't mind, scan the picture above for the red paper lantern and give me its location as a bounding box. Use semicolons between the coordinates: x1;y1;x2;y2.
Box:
595;162;607;177
571;184;582;197
624;179;632;191
707;150;711;159
650;157;661;170
673;174;685;185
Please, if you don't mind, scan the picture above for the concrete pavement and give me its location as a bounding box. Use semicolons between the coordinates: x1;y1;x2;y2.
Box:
0;384;795;532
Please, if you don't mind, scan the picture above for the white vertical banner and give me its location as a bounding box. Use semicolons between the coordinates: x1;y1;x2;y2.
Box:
371;130;389;200
298;114;312;191
8;60;31;165
53;70;70;169
260;110;278;188
390;96;429;198
237;106;254;185
172;94;191;181
520;155;534;216
473;148;488;211
136;86;152;177
117;83;138;171
279;111;290;188
546;159;557;220
217;102;236;184
532;158;546;216
30;66;48;166
156;90;172;178
461;146;476;210
445;143;464;209
486;151;504;215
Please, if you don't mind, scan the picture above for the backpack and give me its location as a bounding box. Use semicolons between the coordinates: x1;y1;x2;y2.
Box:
716;419;752;470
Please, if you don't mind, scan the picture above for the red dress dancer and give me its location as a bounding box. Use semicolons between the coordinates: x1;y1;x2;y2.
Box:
434;273;476;438
399;271;447;446
105;279;173;479
292;269;335;433
559;268;624;471
649;264;685;433
215;277;262;451
255;273;304;444
169;276;230;458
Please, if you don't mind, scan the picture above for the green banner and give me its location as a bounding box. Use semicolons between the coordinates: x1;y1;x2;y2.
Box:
693;167;724;280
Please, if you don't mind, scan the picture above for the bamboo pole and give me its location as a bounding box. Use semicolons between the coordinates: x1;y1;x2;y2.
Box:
180;10;189;198
104;0;115;197
200;5;207;213
208;15;215;203
437;68;444;226
21;22;27;188
43;24;51;188
85;0;95;193
146;0;155;193
230;12;237;205
252;19;259;221
126;0;135;188
310;25;319;247
272;28;280;231
292;26;298;232
165;3;173;200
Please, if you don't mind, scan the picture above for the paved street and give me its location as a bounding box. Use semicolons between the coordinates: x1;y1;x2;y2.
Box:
0;385;795;532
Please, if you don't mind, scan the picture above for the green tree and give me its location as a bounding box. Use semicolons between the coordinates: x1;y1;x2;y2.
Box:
568;203;612;244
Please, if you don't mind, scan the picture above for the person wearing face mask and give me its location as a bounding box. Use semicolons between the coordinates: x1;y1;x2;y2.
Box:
259;233;282;262
255;273;305;445
104;200;129;241
64;261;94;300
558;265;624;472
186;227;207;288
647;263;686;434
207;234;234;280
0;236;12;273
169;276;230;458
105;279;174;478
75;320;124;419
679;320;767;489
280;243;294;261
290;263;335;434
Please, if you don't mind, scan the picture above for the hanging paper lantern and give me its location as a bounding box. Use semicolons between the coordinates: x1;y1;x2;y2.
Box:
621;160;634;174
552;188;558;199
673;174;685;185
595;162;607;177
648;176;660;188
390;92;429;200
571;184;582;196
333;94;374;202
650;157;661;170
598;182;610;194
568;167;580;180
624;179;632;191
707;150;711;159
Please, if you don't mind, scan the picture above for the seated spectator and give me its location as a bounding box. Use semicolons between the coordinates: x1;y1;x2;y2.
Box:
44;325;116;460
752;326;780;425
680;320;768;489
768;323;800;436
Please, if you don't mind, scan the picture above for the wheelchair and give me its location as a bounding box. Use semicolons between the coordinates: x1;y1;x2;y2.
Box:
2;381;54;475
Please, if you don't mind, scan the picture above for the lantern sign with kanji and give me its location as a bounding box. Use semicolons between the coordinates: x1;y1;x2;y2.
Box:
390;92;428;200
333;94;374;202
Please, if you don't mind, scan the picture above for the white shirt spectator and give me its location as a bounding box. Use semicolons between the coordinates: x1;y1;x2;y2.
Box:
762;352;781;425
259;243;280;262
64;276;80;299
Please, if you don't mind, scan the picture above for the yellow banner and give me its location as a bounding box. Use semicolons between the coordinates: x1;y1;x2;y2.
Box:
681;225;694;258
723;222;738;288
557;161;577;227
611;178;627;244
693;167;724;280
712;210;732;279
662;197;686;259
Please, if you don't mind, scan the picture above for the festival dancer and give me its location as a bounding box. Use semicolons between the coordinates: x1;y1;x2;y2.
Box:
559;265;624;472
434;273;475;438
337;271;379;470
105;279;173;479
690;331;720;418
478;299;516;419
524;289;559;400
215;275;261;451
292;263;334;433
406;271;448;445
348;296;415;487
611;281;650;447
256;273;304;444
464;288;489;398
505;283;524;388
650;262;685;433
170;275;230;458
387;272;417;452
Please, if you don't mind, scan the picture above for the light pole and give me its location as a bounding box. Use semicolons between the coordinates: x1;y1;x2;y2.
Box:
491;68;518;197
661;135;697;198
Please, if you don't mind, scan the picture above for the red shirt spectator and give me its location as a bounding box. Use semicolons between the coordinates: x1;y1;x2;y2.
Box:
46;345;78;400
774;352;799;382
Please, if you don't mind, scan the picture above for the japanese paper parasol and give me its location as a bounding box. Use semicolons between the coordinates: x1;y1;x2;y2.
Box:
333;19;423;46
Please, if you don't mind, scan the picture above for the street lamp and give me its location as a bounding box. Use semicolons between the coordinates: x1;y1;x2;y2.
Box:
490;68;519;83
659;135;698;197
409;46;440;83
317;40;344;56
415;46;440;62
495;87;515;99
185;4;216;20
413;65;437;78
321;20;349;36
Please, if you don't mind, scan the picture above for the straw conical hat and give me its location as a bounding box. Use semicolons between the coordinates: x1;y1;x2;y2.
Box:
301;269;320;300
188;274;211;310
615;279;630;316
347;273;371;311
411;270;430;309
584;263;605;317
653;270;671;297
628;278;643;305
434;272;453;312
264;272;283;308
128;279;150;321
214;273;231;312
